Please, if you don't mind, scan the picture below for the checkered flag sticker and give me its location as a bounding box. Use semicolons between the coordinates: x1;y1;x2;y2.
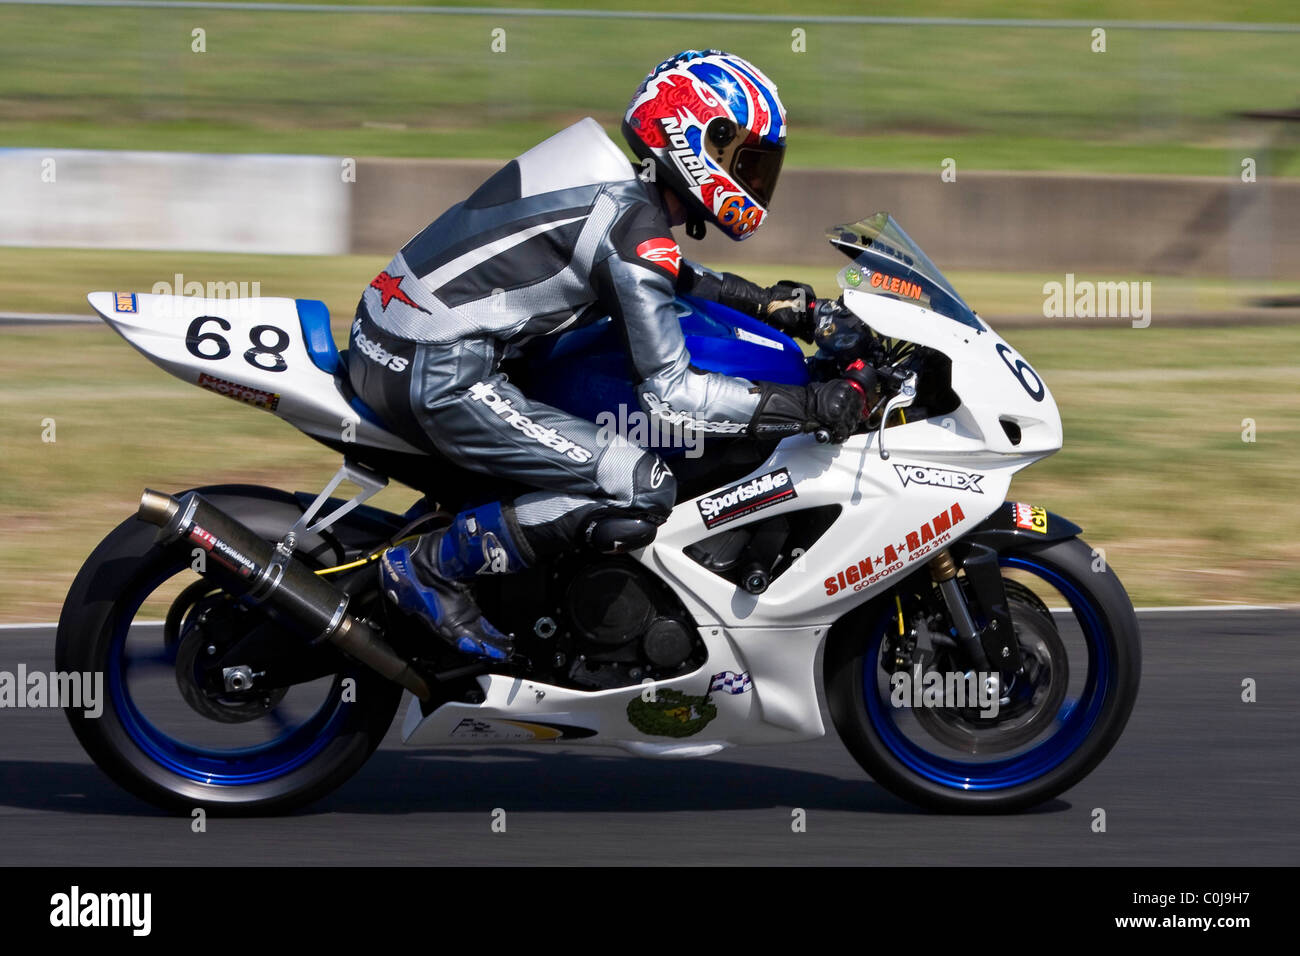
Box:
708;671;752;695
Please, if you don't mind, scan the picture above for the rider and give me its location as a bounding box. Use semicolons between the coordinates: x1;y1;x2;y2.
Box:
346;50;865;662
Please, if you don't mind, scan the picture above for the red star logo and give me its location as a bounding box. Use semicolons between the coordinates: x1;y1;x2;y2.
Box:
635;237;682;277
369;271;430;313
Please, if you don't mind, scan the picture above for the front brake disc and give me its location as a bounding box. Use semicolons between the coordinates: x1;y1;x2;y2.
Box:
912;600;1069;755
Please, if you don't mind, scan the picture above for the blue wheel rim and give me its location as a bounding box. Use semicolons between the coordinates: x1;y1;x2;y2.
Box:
863;556;1111;791
107;566;352;787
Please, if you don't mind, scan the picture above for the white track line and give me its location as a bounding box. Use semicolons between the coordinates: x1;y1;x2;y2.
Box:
1047;604;1286;614
1135;604;1286;613
0;621;165;631
0;312;97;324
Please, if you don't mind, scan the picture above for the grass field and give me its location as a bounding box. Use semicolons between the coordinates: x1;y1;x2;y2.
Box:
1;269;1296;620
2;1;1298;175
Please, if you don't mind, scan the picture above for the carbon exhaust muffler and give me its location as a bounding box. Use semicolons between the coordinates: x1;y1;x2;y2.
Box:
138;489;430;700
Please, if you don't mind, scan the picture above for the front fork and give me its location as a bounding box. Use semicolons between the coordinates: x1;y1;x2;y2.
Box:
929;546;1023;676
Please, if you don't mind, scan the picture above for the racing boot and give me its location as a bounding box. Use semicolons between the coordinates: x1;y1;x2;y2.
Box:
378;502;529;661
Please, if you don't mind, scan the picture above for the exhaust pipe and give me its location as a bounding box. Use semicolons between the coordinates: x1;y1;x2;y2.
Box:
138;489;431;701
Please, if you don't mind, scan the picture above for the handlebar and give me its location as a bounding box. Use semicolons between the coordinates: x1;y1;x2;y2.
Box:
812;361;874;445
813;358;917;451
842;358;878;401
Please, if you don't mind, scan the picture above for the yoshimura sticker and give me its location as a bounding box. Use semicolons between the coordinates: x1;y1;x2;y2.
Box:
187;524;258;578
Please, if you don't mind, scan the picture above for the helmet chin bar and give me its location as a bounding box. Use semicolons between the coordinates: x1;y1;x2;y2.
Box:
686;213;706;240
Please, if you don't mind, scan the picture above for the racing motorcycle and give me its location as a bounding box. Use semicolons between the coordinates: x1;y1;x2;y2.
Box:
59;212;1140;814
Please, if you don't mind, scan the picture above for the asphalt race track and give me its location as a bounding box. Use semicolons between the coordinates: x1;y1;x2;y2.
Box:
0;609;1295;866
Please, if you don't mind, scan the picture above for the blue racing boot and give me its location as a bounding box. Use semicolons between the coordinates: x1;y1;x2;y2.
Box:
378;503;528;662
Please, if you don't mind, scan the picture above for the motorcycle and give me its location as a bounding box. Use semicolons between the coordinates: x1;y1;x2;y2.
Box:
58;212;1140;814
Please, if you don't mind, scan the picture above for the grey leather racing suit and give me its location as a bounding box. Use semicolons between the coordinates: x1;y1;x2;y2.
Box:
346;117;766;560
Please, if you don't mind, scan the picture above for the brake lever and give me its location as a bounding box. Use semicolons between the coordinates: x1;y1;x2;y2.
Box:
875;371;918;460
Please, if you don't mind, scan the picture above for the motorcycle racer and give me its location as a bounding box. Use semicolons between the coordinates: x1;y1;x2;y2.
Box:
351;50;865;662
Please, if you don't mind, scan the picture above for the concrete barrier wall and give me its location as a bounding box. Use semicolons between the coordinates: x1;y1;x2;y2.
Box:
352;161;1300;279
3;148;1295;277
0;149;352;255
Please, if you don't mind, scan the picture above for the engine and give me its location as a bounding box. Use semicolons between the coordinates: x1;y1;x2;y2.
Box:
480;557;706;691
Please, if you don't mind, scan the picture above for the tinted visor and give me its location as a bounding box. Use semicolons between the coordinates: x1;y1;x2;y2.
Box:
733;143;784;208
703;118;785;209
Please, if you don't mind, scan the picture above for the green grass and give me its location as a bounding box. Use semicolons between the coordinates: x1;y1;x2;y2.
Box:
1000;324;1300;606
1;268;1296;619
2;2;1298;175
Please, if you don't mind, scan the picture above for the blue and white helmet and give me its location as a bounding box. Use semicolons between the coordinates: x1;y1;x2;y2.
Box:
622;50;788;240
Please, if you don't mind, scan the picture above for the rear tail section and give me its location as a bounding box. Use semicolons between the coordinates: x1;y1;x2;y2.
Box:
87;291;418;453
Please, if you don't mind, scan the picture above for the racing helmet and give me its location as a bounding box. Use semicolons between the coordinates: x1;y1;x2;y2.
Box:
622;50;787;241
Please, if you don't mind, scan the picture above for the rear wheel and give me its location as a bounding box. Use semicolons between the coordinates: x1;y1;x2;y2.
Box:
826;536;1141;812
57;490;404;815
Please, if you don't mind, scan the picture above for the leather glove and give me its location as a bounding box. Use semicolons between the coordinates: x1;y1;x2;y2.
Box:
701;273;818;342
760;280;818;342
747;381;866;443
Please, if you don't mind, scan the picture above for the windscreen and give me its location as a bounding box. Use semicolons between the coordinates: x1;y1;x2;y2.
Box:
828;213;983;331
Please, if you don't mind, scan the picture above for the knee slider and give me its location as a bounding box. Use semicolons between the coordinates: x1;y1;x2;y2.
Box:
631;455;677;518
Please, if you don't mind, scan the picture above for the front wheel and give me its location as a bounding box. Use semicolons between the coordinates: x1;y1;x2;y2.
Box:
826;536;1141;812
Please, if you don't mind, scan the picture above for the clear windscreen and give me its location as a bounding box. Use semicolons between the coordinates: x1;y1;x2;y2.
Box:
828;213;983;331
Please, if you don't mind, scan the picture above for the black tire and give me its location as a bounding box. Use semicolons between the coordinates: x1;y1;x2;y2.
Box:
825;536;1141;812
56;487;404;815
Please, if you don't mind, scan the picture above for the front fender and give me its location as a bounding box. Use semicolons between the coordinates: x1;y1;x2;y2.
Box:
959;501;1082;551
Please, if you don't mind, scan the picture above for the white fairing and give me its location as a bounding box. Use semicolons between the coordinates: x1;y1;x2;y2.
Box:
842;289;1063;459
86;291;420;453
403;296;1064;752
